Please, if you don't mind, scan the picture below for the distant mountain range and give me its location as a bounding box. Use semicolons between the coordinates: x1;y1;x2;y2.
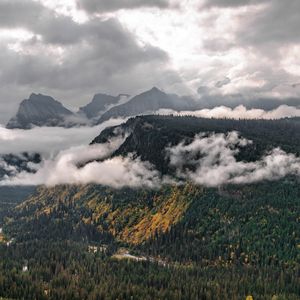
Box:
96;87;197;123
6;87;300;129
6;87;198;129
78;93;130;120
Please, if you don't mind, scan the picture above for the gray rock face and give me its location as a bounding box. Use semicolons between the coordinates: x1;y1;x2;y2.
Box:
97;87;198;123
78;93;129;120
6;93;74;129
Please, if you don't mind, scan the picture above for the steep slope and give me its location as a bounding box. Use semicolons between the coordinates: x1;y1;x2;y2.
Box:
78;93;130;120
4;184;199;244
97;87;197;123
3;180;299;267
6;93;75;129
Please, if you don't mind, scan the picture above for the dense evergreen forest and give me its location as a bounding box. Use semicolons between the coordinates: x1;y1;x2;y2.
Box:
0;116;300;299
0;186;35;223
0;181;299;299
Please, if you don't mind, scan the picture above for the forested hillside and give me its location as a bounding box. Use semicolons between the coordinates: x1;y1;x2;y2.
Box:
0;116;300;299
93;115;300;174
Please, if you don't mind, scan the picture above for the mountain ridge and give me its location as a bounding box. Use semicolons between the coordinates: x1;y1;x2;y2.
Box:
78;93;130;120
6;88;300;130
96;87;198;123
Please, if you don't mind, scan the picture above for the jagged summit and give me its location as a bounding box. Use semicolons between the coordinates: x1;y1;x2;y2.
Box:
6;93;74;129
78;93;129;120
149;86;162;92
5;87;300;129
8;88;186;129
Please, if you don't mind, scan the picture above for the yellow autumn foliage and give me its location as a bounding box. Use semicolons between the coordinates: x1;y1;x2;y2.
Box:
12;183;202;245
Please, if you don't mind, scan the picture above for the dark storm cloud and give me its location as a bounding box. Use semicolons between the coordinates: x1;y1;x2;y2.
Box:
1;0;299;124
237;1;300;47
202;0;259;8
0;0;43;27
215;77;231;88
77;0;171;13
0;0;77;45
203;0;300;47
0;16;168;88
0;0;95;45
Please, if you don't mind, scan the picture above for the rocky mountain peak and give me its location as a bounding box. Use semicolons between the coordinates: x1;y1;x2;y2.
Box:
6;93;74;129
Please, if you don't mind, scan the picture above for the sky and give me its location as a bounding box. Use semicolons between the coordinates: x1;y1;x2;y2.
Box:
0;0;300;123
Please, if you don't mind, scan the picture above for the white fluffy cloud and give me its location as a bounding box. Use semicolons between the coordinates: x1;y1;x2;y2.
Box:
2;129;300;188
167;132;300;187
157;105;300;119
1;136;160;188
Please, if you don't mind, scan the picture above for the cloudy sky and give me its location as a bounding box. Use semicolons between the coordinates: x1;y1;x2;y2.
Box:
0;0;300;122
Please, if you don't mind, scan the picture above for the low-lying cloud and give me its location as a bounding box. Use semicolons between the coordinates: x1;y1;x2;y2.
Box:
157;105;300;120
0;118;126;157
1;135;160;188
167;132;300;187
2;130;300;188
